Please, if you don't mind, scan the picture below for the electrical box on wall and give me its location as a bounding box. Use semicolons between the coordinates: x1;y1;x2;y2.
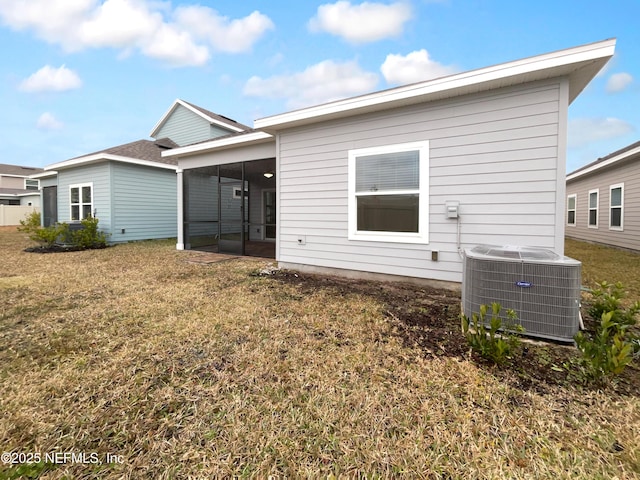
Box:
446;201;459;219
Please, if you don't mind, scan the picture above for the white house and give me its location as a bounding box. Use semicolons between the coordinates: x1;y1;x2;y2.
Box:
164;39;616;286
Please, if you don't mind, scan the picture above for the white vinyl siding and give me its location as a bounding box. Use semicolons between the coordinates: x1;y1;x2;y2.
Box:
277;79;566;283
588;189;598;228
567;194;576;226
610;183;624;231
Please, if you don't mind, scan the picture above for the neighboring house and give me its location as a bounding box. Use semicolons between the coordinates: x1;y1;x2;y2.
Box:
39;99;250;242
164;39;615;286
565;140;640;251
0;163;43;206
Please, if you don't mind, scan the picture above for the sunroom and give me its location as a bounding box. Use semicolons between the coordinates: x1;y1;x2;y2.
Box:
165;131;277;258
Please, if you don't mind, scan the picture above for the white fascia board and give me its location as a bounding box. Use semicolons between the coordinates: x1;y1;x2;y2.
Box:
255;38;615;131
30;171;57;179
567;144;640;182
45;154;178;171
162;131;274;158
150;99;244;138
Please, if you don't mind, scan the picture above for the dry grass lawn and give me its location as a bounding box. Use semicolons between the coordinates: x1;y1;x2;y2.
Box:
1;227;639;479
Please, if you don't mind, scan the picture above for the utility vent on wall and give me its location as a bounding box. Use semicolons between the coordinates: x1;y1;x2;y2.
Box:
462;245;581;343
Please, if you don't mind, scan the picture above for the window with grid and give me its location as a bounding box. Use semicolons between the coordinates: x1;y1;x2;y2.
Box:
70;183;93;221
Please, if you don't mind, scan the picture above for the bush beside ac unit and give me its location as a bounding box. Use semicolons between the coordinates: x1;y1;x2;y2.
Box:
462;245;581;343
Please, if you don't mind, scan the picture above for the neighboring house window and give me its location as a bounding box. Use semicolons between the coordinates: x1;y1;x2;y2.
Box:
25;179;39;190
70;183;93;221
348;141;429;243
567;194;576;226
610;183;624;230
588;189;598;228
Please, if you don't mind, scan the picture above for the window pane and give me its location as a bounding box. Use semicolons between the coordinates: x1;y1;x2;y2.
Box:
82;205;92;219
611;187;622;207
568;211;575;224
357;195;419;232
82;186;92;203
589;192;598;208
70;188;79;204
589;210;597;226
71;205;80;221
568;196;575;209
611;207;622;227
356;150;419;192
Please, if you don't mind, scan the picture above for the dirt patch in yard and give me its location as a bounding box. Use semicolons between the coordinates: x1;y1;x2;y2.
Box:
269;268;640;397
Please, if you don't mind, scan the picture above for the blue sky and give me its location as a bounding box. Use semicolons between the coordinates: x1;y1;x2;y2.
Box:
0;0;637;172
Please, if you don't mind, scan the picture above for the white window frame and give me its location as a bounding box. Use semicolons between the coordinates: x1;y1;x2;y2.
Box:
588;189;599;228
609;183;624;231
348;140;429;244
69;182;93;221
567;194;577;226
24;178;39;190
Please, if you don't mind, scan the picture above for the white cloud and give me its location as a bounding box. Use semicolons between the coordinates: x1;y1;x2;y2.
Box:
19;65;82;92
606;72;633;93
308;1;412;44
36;112;64;130
381;49;458;85
568;117;634;148
175;6;274;54
0;0;272;67
244;60;379;109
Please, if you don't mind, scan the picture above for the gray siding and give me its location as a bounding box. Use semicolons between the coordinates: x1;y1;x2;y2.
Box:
155;104;233;146
278;79;565;283
566;158;640;250
111;163;177;242
57;163;112;232
40;176;58;188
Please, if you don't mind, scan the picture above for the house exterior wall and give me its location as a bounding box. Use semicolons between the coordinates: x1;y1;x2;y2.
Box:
155;104;231;146
0;176;25;189
277;79;567;283
57;162;112;231
566;158;640;251
110;162;177;242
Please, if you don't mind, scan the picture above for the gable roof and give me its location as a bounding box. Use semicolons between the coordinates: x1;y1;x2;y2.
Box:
0;163;44;177
566;140;640;182
255;38;616;132
150;99;250;138
45;138;180;171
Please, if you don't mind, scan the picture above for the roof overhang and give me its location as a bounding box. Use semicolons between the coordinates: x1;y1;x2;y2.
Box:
162;131;274;159
30;171;57;179
45;154;178;172
567;143;640;182
150;99;245;138
255;38;616;133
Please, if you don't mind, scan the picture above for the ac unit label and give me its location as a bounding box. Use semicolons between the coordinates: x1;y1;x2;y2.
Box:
516;281;533;288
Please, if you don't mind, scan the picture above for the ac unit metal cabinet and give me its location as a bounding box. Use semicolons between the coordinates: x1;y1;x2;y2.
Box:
462;245;581;343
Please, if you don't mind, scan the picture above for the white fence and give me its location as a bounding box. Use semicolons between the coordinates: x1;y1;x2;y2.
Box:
0;205;40;226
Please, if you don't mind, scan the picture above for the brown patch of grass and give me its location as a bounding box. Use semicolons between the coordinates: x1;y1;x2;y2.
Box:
0;229;639;478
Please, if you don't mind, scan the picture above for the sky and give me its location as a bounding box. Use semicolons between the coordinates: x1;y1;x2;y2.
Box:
0;0;638;173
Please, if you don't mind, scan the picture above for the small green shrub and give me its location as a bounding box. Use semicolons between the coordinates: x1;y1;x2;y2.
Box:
588;281;640;329
18;212;69;249
461;303;524;365
69;216;108;249
574;311;635;384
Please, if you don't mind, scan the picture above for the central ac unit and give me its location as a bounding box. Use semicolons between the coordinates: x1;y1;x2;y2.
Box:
462;245;581;343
